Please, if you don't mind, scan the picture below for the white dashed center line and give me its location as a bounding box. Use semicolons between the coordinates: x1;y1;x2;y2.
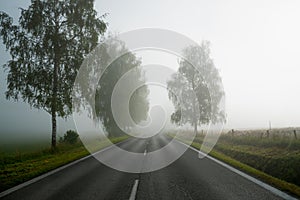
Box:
129;179;139;200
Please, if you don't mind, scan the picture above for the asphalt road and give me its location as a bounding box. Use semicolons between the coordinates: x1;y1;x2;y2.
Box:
0;135;293;200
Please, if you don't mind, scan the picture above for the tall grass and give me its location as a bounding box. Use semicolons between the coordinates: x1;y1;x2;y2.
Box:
220;134;300;150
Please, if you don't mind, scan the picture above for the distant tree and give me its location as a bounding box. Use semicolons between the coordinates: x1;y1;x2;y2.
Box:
0;0;107;148
167;41;225;134
63;130;79;144
94;36;149;137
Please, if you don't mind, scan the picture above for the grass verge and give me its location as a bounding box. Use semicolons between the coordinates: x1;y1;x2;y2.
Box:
189;141;300;198
0;136;128;192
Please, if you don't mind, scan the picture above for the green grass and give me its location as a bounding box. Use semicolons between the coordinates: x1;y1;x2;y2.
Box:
214;134;300;187
170;130;300;199
220;134;300;150
190;141;300;198
0;136;129;192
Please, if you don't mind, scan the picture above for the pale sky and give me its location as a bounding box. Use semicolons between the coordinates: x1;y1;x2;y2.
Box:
95;0;300;129
0;0;300;143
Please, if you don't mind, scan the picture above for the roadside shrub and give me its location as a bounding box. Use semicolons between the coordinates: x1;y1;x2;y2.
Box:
63;130;79;144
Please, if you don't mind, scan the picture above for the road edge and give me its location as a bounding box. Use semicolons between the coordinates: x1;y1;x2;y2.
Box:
0;139;129;198
176;140;298;200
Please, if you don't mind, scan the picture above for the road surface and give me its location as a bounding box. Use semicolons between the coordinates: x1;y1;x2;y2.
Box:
0;135;294;200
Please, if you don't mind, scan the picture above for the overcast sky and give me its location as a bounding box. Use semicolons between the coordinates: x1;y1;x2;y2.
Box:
1;0;300;142
95;0;300;129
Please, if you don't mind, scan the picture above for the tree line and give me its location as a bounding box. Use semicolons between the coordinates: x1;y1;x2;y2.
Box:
0;0;225;149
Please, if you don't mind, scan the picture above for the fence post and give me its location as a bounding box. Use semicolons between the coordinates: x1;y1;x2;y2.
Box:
294;130;297;139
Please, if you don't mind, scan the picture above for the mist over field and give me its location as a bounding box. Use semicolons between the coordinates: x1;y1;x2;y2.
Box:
0;0;300;144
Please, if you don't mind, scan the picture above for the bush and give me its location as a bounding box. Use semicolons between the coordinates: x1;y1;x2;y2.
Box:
63;130;79;144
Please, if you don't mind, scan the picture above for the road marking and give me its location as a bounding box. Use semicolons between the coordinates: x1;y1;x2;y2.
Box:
129;179;139;200
0;139;129;198
143;149;147;156
176;140;298;200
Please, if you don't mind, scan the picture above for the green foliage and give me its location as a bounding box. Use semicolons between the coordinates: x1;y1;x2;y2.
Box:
215;132;300;187
94;36;149;137
167;41;225;131
0;0;106;116
62;130;79;144
73;34;149;137
0;0;107;147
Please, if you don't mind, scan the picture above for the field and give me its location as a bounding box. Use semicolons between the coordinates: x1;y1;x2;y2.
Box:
0;136;128;192
175;127;300;197
216;130;300;185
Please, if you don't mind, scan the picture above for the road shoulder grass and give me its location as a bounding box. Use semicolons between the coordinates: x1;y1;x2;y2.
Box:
0;136;128;192
189;141;300;198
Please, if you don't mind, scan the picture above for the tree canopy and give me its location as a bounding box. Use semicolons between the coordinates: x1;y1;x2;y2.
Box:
0;0;107;147
167;41;225;134
94;36;149;137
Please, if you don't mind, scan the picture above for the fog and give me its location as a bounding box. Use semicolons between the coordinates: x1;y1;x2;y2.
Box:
95;0;300;129
1;0;300;144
